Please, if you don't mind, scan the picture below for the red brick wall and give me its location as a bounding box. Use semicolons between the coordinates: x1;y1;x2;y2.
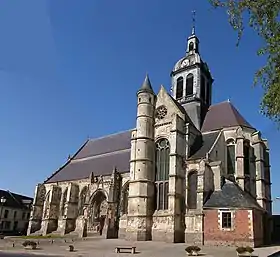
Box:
204;209;253;246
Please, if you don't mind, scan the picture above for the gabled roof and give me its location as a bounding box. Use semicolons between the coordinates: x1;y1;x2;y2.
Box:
201;101;253;132
45;130;132;183
0;190;33;210
204;180;262;210
188;131;220;160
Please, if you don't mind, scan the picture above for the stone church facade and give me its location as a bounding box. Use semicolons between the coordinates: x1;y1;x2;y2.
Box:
27;29;272;247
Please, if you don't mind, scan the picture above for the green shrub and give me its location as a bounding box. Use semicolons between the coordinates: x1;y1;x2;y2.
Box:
185;245;201;253
236;247;246;254
22;240;37;248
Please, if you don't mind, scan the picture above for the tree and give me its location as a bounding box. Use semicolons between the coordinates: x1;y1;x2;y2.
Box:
210;0;280;126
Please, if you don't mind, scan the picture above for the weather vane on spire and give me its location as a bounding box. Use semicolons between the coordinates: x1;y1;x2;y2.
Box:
192;10;196;35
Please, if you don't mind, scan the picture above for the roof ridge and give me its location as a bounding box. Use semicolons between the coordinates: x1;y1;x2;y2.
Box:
44;139;90;183
7;190;23;207
88;129;133;142
72;148;130;163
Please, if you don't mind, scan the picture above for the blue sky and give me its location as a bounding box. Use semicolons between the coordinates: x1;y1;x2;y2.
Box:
0;0;279;212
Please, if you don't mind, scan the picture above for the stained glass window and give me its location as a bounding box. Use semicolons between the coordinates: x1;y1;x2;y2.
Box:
227;139;235;175
155;139;170;210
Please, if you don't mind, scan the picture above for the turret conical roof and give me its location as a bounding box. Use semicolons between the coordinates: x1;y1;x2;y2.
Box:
138;74;155;94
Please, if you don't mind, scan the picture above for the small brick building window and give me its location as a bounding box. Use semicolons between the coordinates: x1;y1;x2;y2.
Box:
222;212;232;229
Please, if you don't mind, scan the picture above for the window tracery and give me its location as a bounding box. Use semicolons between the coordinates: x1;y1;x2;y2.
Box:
227;139;235;175
155;139;170;210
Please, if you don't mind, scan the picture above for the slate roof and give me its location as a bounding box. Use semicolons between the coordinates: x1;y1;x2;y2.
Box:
189;131;220;160
204;180;262;210
138;74;155;94
45;130;132;183
201;101;253;132
0;190;33;210
45;100;252;183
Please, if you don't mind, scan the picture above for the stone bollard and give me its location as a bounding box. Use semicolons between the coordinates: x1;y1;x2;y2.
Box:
69;245;74;252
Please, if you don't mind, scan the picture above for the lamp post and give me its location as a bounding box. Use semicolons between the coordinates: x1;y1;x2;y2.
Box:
0;196;6;233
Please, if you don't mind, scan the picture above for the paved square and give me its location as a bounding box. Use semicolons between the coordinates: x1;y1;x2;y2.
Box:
0;238;280;257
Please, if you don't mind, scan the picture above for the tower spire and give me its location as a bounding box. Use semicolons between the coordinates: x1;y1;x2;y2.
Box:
191;10;196;35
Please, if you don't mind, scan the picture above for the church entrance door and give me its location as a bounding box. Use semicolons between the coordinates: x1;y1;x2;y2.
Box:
87;190;107;236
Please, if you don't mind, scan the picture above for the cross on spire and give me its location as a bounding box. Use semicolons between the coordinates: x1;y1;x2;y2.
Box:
191;10;196;35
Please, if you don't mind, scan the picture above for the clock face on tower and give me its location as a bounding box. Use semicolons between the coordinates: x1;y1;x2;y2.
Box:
180;59;189;68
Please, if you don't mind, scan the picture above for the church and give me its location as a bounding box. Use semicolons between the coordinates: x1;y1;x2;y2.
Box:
27;26;272;247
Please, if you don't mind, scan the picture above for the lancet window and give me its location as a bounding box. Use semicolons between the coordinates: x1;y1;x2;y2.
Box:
155;139;170;210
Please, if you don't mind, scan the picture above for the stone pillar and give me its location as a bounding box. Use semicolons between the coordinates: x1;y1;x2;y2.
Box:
126;75;156;241
185;160;205;245
235;128;245;190
27;184;46;235
252;131;266;208
41;185;62;235
166;114;185;242
106;167;121;239
209;161;222;191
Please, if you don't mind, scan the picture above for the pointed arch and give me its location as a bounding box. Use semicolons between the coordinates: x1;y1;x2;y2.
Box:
227;138;235;175
78;186;88;215
189;42;194;52
60;188;68;217
43;190;51;218
155;138;170;210
120;182;129;215
186;74;194;96
176;77;183;99
187;170;198;209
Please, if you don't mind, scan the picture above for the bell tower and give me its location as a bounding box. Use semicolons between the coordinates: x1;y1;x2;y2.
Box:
170;11;214;130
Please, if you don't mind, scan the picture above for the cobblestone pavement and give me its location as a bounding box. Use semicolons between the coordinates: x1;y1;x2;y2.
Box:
0;237;279;257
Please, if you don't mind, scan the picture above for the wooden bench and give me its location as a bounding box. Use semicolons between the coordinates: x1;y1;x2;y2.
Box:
115;246;136;254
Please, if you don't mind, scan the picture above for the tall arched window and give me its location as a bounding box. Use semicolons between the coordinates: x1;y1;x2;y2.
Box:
155;139;170;210
60;188;68;217
187;171;197;209
120;183;129;215
189;42;194;52
243;141;250;175
227;139;235;175
201;75;206;102
78;187;87;215
176;77;183;99
186;74;194;96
